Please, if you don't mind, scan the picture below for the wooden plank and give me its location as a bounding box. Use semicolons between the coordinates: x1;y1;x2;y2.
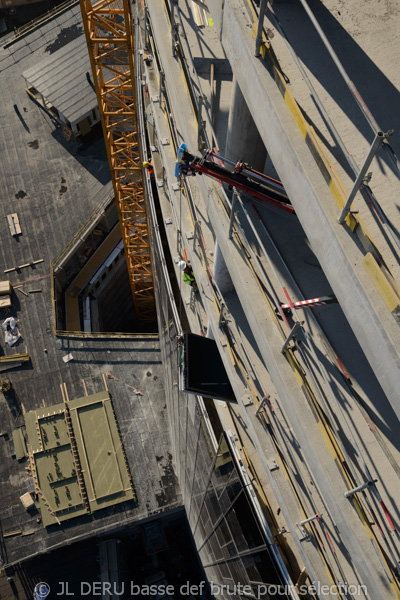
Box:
16;288;28;296
102;372;109;391
3;530;22;538
62;353;74;363
60;383;66;403
0;296;12;308
7;213;21;236
0;354;29;363
0;281;12;295
7;215;16;236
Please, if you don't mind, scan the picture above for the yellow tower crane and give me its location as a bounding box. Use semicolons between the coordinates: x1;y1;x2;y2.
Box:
80;0;155;326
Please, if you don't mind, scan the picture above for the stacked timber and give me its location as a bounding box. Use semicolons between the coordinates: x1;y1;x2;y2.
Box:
0;353;30;364
0;280;12;308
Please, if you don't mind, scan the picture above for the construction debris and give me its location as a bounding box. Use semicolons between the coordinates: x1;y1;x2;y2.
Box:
7;213;21;236
4;258;44;273
16;287;28;296
20;492;35;510
2;317;21;346
0;281;12;295
62;353;74;363
0;296;12;308
0;378;11;392
106;373;119;381
0;280;13;307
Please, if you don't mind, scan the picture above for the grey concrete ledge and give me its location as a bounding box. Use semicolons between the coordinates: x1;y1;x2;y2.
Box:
219;0;400;417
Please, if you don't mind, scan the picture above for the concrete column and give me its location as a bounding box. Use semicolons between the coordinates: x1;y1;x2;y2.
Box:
214;242;233;295
225;77;268;172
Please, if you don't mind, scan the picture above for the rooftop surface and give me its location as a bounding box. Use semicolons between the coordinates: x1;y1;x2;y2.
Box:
24;390;135;527
0;5;180;566
22;35;96;125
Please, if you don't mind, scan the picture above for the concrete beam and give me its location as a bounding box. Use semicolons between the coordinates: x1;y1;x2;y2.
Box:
203;185;387;599
219;0;400;418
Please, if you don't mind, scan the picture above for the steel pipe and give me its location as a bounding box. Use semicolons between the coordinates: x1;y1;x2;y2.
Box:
255;0;267;57
338;131;387;224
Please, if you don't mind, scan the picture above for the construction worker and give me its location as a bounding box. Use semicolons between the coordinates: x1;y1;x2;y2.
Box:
178;261;197;290
143;160;154;178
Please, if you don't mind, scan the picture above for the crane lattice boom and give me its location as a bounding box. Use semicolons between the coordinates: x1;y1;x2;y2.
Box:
80;0;155;325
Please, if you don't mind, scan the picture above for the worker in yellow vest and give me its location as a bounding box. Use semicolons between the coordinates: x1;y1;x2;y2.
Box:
178;261;197;290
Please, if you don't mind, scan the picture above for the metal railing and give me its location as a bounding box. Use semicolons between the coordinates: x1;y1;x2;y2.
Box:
262;0;400;253
1;0;79;49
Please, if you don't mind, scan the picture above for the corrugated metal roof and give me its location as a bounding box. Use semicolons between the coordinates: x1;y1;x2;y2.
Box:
22;35;96;124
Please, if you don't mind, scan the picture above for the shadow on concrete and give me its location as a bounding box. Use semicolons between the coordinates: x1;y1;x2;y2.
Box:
13;105;30;134
44;23;83;55
51;124;111;186
270;0;400;178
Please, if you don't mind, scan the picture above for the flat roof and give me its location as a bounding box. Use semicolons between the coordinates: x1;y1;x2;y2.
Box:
24;391;135;527
69;391;134;511
22;35;96;124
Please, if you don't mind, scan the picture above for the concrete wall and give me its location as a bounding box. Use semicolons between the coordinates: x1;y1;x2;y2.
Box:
213;0;400;415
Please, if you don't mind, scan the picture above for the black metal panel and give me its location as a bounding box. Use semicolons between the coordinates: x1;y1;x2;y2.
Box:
183;333;236;401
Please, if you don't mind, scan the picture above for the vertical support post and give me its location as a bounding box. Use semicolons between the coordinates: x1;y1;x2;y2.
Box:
159;70;165;105
281;322;301;353
228;189;239;239
197;94;204;149
255;395;269;417
152;115;156;146
338;131;388;224
170;0;176;57
144;5;148;50
255;0;267;57
161;165;166;189
193;221;200;251
210;62;216;147
218;303;226;327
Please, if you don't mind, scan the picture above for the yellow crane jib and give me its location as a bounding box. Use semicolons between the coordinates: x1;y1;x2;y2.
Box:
80;0;155;326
